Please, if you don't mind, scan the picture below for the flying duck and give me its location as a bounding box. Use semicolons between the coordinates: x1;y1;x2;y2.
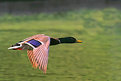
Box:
8;34;82;73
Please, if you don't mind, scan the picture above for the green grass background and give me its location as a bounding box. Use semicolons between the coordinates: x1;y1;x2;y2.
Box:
0;8;121;81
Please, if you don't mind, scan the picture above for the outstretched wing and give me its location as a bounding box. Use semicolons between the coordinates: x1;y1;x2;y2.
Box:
26;35;50;73
27;45;49;73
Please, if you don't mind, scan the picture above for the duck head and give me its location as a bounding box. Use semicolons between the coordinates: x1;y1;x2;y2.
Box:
59;37;83;43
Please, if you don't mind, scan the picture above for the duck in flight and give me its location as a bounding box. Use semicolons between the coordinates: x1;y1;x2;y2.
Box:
8;34;83;73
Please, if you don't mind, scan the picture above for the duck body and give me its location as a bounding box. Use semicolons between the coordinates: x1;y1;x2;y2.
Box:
8;34;82;73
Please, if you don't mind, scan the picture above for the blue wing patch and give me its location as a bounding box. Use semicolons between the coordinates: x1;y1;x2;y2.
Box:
27;39;42;48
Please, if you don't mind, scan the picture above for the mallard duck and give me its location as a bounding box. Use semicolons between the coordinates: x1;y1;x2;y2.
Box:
8;34;82;73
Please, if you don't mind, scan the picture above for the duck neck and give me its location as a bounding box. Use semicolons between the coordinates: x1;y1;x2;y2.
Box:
50;38;60;45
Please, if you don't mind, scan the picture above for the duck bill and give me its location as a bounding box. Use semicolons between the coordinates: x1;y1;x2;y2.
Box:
76;40;83;43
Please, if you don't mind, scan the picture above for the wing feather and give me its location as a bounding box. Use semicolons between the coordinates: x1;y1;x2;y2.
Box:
33;45;49;73
27;44;49;73
27;50;38;68
27;50;34;65
25;34;50;73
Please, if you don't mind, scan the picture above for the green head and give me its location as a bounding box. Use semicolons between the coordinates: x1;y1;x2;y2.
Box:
59;37;83;43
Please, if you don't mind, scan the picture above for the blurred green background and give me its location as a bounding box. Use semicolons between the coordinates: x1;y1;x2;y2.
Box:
0;8;121;81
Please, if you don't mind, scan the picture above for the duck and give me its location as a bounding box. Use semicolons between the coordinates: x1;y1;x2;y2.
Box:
8;34;82;73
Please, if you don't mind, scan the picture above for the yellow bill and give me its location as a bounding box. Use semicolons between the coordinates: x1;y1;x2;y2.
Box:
76;40;83;43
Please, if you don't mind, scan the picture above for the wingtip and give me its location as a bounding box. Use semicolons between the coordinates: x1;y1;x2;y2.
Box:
8;47;14;50
8;47;11;50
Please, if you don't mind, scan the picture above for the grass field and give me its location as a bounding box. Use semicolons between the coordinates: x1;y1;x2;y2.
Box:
0;8;121;81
